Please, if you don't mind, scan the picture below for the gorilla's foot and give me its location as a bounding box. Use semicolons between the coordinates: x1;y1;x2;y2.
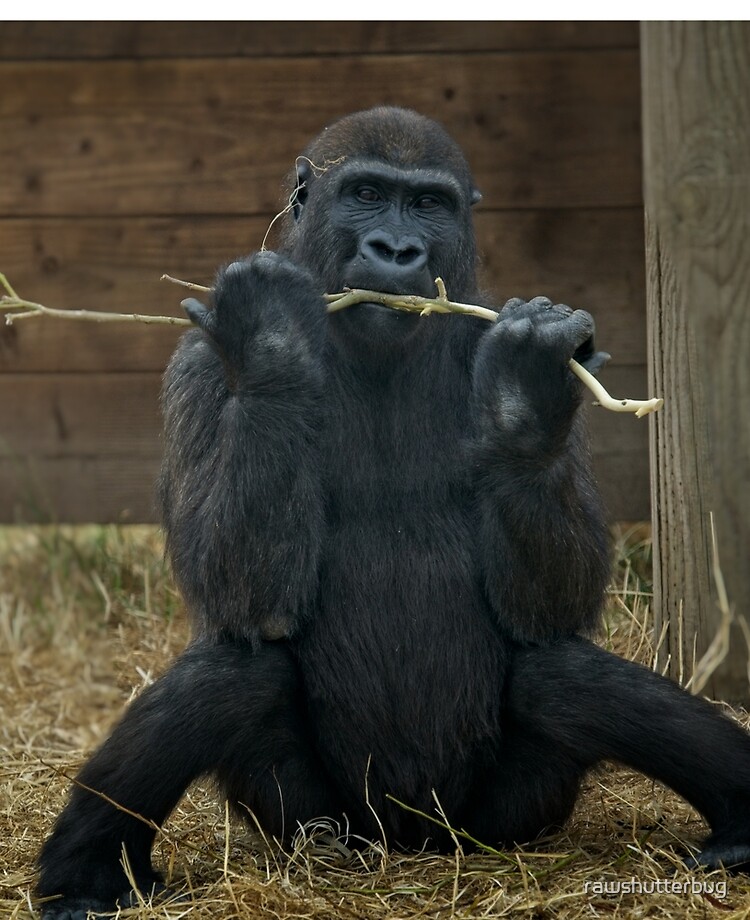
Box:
688;827;750;872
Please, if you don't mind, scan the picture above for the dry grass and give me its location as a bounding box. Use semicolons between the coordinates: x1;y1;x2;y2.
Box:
1;524;748;918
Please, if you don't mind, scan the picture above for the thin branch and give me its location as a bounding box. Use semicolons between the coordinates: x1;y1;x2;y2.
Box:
2;299;192;328
1;273;191;327
0;272;664;416
159;274;212;293
326;280;664;417
567;358;663;418
0;272;19;299
324;286;500;322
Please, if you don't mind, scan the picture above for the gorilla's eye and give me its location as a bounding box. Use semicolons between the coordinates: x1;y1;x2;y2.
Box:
414;195;441;211
356;187;381;203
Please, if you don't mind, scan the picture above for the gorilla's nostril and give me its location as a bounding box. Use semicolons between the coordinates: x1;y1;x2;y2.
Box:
361;231;428;273
371;240;395;262
396;247;421;266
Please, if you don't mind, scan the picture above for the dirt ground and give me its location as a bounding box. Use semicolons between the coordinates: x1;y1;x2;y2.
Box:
1;525;748;918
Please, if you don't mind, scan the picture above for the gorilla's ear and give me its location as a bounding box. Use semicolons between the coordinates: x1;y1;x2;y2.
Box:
470;187;482;206
293;159;312;220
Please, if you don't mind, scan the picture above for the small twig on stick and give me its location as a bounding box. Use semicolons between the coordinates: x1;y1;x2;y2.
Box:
159;274;212;294
0;272;664;416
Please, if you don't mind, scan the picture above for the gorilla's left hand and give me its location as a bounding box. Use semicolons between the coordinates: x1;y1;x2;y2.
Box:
472;296;610;457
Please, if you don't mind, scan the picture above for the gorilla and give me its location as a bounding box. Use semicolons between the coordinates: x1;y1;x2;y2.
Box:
37;107;750;918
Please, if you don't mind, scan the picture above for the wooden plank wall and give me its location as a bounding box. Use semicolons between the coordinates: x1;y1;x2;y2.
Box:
0;22;646;523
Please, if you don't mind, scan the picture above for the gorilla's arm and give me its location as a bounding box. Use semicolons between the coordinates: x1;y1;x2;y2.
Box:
470;298;611;644
158;253;327;643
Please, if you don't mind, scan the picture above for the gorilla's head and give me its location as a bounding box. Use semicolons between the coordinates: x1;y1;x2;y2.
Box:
280;108;482;344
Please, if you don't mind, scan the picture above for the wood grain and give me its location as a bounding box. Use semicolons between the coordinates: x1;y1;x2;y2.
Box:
642;22;750;701
0;374;162;457
0;456;162;523
0;22;639;60
0;51;642;215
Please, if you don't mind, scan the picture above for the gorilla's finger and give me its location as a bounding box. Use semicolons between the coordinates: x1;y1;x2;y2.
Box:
498;297;527;318
561;309;596;349
499;297;571;325
223;259;249;276
182;298;216;335
528;295;553;309
568;309;595;336
499;315;533;345
522;304;576;327
535;309;595;357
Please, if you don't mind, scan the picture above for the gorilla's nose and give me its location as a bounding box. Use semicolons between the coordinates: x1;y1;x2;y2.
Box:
360;231;428;275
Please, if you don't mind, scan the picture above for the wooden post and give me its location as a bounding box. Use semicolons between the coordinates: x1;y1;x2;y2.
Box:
641;23;750;701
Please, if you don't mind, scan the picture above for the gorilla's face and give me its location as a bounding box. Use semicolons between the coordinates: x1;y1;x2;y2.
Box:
330;161;464;299
285;154;479;349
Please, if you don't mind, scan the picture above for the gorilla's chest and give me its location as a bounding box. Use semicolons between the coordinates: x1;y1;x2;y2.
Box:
321;414;475;581
315;360;487;627
316;392;486;629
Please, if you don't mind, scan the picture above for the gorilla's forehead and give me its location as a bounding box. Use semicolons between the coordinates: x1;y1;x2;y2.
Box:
323;158;466;196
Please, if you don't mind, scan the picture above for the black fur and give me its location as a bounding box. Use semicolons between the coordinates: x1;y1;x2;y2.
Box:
37;107;750;918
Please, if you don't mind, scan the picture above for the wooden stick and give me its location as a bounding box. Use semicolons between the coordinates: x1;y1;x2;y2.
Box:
1;273;191;327
0;272;664;416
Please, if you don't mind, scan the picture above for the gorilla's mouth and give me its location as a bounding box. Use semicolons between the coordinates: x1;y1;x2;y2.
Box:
339;294;409;319
341;270;434;303
334;274;428;334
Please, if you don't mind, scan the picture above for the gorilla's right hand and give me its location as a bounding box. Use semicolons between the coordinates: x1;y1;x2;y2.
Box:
182;251;327;380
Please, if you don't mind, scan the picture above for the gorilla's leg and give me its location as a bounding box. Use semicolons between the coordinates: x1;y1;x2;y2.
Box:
507;637;750;868
462;728;584;846
37;642;336;919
